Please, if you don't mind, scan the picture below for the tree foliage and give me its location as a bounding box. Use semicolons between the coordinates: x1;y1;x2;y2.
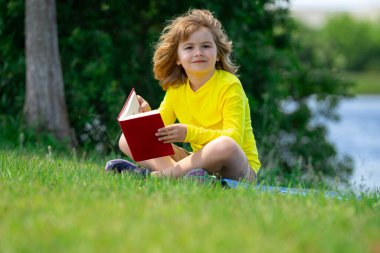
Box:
0;0;354;185
295;14;380;71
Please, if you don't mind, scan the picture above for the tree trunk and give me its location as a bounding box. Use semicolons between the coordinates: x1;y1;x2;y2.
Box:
24;0;76;146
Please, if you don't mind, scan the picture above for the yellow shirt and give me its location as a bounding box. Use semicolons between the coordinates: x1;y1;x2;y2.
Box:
159;70;261;173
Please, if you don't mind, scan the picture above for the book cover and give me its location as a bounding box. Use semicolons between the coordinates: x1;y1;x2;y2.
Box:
117;89;174;162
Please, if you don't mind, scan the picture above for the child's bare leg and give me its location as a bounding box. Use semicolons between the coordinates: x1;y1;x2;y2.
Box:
153;136;250;180
119;134;176;170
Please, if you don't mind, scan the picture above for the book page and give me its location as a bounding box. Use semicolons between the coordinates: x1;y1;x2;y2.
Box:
124;109;159;120
119;89;141;120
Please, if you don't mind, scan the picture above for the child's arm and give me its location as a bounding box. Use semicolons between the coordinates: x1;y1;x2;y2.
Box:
158;90;177;126
185;85;246;145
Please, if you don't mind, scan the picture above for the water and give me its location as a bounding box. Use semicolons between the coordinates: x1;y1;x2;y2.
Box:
326;95;380;191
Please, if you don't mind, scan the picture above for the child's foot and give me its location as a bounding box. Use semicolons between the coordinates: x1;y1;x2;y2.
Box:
104;159;151;176
184;168;209;177
184;168;216;183
151;168;212;180
150;167;185;178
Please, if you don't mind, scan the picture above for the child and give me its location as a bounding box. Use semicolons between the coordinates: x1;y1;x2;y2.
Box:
106;9;261;182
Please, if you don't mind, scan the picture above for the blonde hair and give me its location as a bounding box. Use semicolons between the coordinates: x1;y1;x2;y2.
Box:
153;9;238;90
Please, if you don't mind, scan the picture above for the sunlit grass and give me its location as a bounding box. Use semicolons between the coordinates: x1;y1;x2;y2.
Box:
0;148;379;253
346;71;380;95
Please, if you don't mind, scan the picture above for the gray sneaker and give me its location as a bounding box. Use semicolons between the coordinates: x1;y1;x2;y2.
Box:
104;159;151;177
184;168;216;182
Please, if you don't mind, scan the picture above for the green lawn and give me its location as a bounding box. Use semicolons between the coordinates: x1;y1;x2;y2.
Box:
1;149;379;253
345;71;380;95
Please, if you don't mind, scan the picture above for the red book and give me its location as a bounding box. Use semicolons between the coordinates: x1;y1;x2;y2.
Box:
117;88;174;162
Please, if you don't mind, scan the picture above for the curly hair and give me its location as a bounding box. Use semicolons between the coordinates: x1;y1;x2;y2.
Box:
153;9;238;90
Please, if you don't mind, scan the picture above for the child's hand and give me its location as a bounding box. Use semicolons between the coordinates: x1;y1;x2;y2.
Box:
137;95;151;112
156;124;187;143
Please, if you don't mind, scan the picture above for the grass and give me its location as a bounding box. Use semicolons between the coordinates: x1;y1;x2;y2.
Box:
345;71;380;95
1;148;379;253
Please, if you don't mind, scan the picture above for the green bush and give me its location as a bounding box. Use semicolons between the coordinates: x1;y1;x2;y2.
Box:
0;0;25;118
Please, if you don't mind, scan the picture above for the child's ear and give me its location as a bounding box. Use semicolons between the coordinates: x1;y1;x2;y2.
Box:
176;59;181;65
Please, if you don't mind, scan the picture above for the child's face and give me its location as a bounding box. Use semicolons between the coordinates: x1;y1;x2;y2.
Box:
176;27;218;77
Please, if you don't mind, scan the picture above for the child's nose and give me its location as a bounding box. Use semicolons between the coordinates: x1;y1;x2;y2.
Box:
195;47;203;56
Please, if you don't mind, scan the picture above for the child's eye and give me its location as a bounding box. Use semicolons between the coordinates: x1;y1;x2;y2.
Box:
203;45;211;48
184;46;193;50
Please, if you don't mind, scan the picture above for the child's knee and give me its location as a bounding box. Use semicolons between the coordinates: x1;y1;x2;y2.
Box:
212;136;240;157
118;135;126;150
118;135;131;157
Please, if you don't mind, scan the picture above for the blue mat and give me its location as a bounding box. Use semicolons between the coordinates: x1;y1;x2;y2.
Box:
220;178;351;200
